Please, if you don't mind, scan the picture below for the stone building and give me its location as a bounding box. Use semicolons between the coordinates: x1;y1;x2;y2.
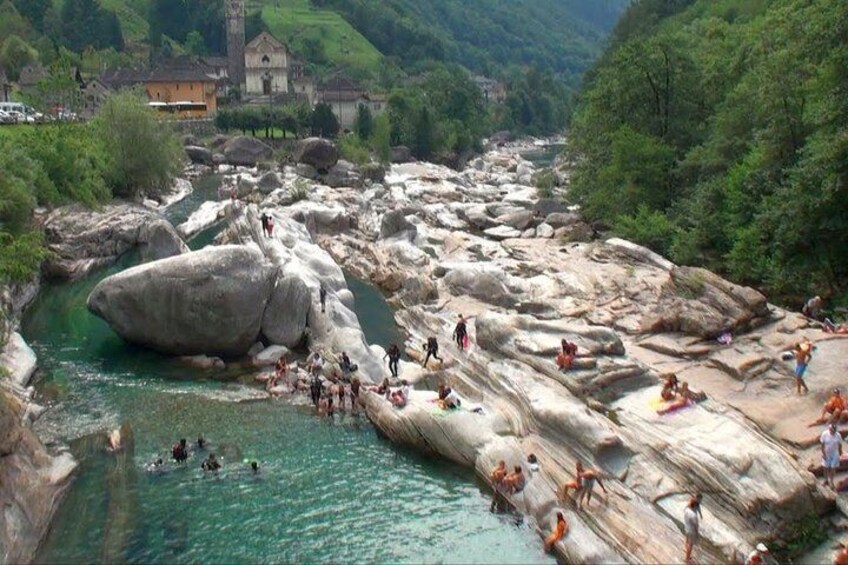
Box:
226;0;246;90
245;32;289;96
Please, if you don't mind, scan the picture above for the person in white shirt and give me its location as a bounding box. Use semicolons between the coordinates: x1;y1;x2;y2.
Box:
821;422;843;488
745;543;772;565
683;493;702;565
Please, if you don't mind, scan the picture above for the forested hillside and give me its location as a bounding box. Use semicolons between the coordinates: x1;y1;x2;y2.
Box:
568;0;848;303
311;0;628;86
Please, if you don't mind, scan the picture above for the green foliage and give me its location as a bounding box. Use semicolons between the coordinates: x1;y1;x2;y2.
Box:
311;103;340;138
60;0;124;52
311;0;628;86
0;230;50;283
533;170;557;199
337;135;370;166
0;146;38;234
498;67;570;136
11;0;51;32
147;0;224;56
216;104;314;139
92;91;182;199
614;206;679;259
0;35;38;82
353;104;373;141
370;114;391;164
184;31;206;56
290;179;309;203
569;0;848;301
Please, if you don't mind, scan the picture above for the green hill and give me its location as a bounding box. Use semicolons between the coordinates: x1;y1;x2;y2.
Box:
568;0;848;302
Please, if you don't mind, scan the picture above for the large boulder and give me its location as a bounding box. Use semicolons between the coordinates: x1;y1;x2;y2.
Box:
223;136;273;167
181;134;199;146
496;210;535;231
261;276;311;347
42;204;182;281
87;246;276;356
0;332;37;387
361;162;386;183
323;160;363;188
138;219;189;262
184;145;213;165
544;212;582;229
257;171;282;194
379;210;417;240
293;137;339;172
390;146;413;164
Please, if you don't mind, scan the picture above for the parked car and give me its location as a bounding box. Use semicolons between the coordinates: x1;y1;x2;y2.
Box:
6;110;35;124
0;110;14;124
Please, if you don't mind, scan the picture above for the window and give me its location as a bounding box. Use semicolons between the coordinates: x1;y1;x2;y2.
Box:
190;84;193;90
262;55;270;64
176;84;179;91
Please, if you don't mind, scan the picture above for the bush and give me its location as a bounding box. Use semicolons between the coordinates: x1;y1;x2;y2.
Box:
338;135;370;166
0;230;50;283
614;205;679;258
92;91;183;199
533;169;557;198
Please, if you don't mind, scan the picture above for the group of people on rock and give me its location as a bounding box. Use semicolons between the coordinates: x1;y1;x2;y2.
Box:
260;212;275;238
657;374;707;415
490;458;530;512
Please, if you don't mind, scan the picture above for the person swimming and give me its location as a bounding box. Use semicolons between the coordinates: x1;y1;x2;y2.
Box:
250;461;259;474
201;453;221;472
172;439;188;463
196;437;206;450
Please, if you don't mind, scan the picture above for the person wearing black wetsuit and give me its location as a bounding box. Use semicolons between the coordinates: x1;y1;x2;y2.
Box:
423;337;442;368
453;315;468;351
172;438;188;463
310;375;323;406
384;343;401;377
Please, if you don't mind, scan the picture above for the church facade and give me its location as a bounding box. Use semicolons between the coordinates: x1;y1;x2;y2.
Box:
244;32;289;96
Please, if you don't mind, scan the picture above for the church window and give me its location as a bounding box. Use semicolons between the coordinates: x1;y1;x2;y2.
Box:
262;55;270;64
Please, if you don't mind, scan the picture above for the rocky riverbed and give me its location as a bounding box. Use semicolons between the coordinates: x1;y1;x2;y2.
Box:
3;136;846;564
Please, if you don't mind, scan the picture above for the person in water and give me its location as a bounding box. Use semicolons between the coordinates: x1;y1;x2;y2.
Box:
490;460;508;511
350;376;361;403
172;438;188;463
310;374;323;407
326;396;336;417
319;283;328;314
196;437;206;450
202;453;221;472
384;343;401;378
544;512;568;553
453;314;468;351
250;461;260;475
337;382;346;410
422;337;443;368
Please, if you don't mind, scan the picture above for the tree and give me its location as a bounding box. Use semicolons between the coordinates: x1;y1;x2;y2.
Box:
0;35;38;82
60;0;124;52
185;31;206;56
354;103;374;140
371;114;391;164
311;103;340;138
92;92;183;199
12;0;51;32
412;106;434;160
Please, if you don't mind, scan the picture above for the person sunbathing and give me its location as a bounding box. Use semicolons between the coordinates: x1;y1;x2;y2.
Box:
503;466;526;494
556;339;578;370
811;389;848;426
390;380;410;408
544;512;568;552
661;374;680;401
657;382;704;415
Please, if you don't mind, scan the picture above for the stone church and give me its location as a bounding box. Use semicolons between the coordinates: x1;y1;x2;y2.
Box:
244;32;290;96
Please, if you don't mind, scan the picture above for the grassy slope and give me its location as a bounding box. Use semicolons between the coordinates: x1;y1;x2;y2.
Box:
258;0;382;80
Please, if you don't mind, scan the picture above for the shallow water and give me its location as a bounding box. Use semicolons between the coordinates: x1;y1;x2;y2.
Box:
521;144;564;168
26;177;552;564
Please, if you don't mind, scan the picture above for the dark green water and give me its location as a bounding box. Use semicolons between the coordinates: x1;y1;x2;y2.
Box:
24;178;552;564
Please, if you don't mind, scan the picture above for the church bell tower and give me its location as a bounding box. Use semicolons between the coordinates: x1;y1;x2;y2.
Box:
226;0;246;90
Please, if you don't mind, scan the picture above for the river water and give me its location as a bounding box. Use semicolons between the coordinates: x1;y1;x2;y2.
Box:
25;176;552;564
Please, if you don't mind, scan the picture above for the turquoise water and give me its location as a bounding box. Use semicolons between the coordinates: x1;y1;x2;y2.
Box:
25;178;553;564
521;144;564;168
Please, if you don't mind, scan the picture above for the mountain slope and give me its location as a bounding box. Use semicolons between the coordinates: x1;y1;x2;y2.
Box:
312;0;629;85
568;0;848;302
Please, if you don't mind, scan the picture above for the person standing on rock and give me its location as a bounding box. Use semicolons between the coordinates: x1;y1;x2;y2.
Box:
793;338;814;395
422;336;443;368
577;467;607;509
821;421;843;488
319;284;328;313
384;343;401;377
683;493;702;565
490;460;508;512
453;314;469;351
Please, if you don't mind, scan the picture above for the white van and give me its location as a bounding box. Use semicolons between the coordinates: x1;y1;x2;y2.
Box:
0;102;42;121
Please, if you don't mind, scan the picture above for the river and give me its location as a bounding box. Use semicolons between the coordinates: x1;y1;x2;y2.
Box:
24;175;553;564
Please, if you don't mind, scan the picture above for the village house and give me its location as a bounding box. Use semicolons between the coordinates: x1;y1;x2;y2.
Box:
317;77;385;129
101;65;217;119
245;32;289;96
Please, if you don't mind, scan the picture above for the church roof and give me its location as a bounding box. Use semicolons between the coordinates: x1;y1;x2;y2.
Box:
246;31;287;52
